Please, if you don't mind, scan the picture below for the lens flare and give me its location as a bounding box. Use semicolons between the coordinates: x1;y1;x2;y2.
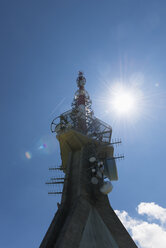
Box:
38;143;47;150
25;151;32;159
37;135;57;154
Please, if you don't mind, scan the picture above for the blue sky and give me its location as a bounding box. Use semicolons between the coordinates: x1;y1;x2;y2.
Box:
1;0;166;247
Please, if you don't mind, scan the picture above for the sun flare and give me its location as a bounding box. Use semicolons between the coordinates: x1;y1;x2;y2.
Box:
112;90;136;115
110;85;139;117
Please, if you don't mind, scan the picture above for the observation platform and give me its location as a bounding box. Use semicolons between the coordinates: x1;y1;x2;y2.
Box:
51;109;113;170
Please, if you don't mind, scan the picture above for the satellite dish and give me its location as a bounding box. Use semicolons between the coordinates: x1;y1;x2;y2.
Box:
104;159;118;181
89;157;96;163
97;161;103;167
96;170;102;178
91;177;98;184
100;181;113;194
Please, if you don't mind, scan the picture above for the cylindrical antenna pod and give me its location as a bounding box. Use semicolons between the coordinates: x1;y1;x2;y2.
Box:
104;159;118;181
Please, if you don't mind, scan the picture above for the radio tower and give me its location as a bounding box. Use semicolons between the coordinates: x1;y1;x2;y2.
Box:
39;72;138;248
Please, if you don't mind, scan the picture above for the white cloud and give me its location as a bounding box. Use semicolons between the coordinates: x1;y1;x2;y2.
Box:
115;202;166;248
137;202;166;224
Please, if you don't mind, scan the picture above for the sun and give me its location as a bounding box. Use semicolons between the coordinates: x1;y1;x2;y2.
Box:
112;90;136;115
110;85;138;117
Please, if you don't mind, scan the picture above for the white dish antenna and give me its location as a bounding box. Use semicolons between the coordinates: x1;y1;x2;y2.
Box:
100;181;113;194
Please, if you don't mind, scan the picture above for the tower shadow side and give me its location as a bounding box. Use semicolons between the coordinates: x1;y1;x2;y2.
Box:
39;131;138;248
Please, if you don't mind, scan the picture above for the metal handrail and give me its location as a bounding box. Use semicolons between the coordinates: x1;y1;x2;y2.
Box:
51;109;112;144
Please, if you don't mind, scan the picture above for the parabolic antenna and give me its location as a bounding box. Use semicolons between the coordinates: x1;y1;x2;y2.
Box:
91;177;99;185
100;181;113;194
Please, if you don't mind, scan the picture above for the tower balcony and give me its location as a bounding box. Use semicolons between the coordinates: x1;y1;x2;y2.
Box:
51;109;112;144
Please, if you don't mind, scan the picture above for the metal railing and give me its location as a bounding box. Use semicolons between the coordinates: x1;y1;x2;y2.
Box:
51;109;112;144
